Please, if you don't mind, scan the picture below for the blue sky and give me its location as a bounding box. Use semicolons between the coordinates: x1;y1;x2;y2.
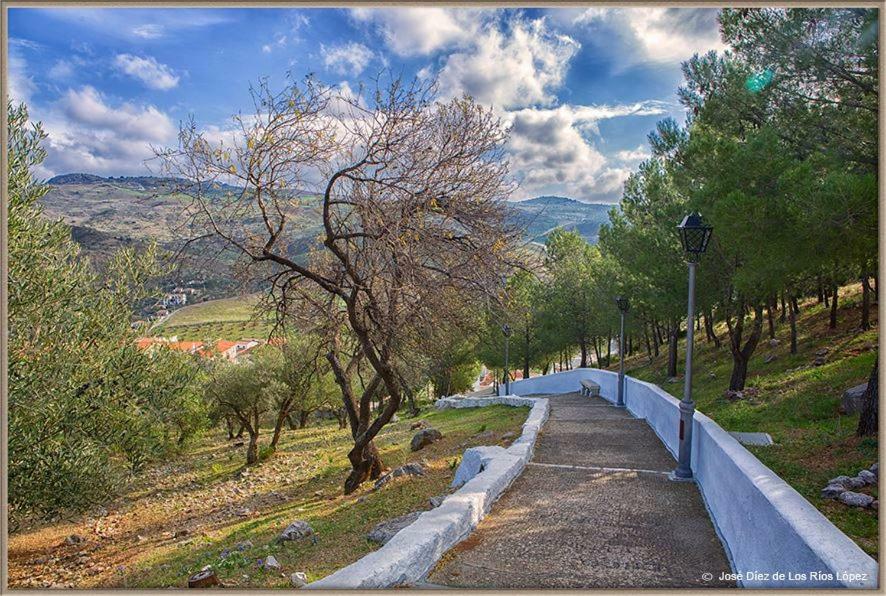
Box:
8;7;725;202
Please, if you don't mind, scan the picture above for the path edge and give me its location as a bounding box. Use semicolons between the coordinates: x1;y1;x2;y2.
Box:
305;395;549;589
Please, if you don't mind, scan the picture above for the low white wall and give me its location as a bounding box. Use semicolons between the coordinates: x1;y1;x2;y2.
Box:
505;368;878;589
306;395;549;589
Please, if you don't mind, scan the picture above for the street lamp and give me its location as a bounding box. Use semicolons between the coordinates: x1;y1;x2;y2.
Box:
673;212;713;481
502;323;512;395
615;296;630;407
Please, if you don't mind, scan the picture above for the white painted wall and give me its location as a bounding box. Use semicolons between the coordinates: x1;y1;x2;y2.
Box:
504;368;878;588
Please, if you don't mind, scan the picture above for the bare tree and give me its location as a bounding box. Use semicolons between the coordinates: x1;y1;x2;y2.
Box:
157;75;525;493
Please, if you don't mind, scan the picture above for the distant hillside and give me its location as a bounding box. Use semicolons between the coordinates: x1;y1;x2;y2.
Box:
509;196;617;244
40;175;618;298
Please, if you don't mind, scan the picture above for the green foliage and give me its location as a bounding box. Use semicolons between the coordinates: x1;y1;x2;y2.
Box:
8;102;205;519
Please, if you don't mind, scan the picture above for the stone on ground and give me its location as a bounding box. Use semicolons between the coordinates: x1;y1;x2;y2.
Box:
410;428;443;451
280;520;314;542
858;469;876;485
367;511;422;545
839;491;875;508
290;572;308;588
840;383;869;414
374;462;426;490
261;555;282;571
821;484;846;499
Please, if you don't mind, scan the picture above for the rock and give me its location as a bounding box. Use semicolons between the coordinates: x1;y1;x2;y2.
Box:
768;338;780;348
840;383;870;415
813;356;826;367
744;387;760;397
390;414;400;423
374;462;425;490
724;390;744;401
280;520;314;542
815;347;830;357
136;535;146;542
429;495;446;509
872;500;879;511
262;555;282;571
174;529;189;538
839;491;875;508
829;475;864;489
65;534;84;545
871;463;879;477
858;470;877;485
708;372;716;379
847;476;866;490
764;354;777;364
474;430;495;441
188;569;220;588
366;511;422;545
410;420;428;430
290;572;308;588
821;484;846;499
235;540;253;551
501;431;516;441
410;428;443;451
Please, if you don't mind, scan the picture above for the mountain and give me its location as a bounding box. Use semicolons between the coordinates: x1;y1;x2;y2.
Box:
509;195;617;245
39;175;617;296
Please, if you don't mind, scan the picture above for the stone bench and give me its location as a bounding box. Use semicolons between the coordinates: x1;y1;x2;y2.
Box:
580;379;600;397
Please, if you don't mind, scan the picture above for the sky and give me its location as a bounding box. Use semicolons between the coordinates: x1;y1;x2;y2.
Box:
8;7;726;203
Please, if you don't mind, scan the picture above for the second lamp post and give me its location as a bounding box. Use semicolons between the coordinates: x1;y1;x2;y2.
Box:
502;323;512;395
615;296;630;407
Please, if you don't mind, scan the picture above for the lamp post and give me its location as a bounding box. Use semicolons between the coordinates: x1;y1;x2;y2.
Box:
673;212;713;481
615;296;630;407
502;323;512;395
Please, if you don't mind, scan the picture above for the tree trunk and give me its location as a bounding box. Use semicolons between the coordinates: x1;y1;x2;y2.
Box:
643;323;652;359
667;320;679;378
791;296;800;315
592;337;602;368
271;401;293;449
344;440;383;494
225;416;235;440
780;293;787;323
817;281;824;304
524;327;531;379
299;410;310;428
246;429;259;465
579;339;588;367
823;286;830;308
726;303;765;391
857;357;878;437
704;311;720;348
861;274;872;330
606;329;612;368
767;299;776;340
789;295;798;354
829;284;839;329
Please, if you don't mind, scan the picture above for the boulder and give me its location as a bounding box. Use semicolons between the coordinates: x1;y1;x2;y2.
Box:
768;339;780;348
410;428;443;452
261;555;282;571
838;491;875;508
409;420;428;431
871;463;879;477
366;511;422;545
280;520;315;542
764;354;777;364
828;475;864;489
840;383;870;415
858;470;877;485
724;390;744;401
290;572;308;588
813;356;827;367
373;463;425;490
815;347;830;357
821;484;846;499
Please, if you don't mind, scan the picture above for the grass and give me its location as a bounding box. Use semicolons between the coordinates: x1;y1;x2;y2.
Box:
7;404;529;589
607;282;878;557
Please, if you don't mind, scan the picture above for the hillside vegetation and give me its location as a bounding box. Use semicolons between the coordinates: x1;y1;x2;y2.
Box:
609;283;878;556
157;294;274;340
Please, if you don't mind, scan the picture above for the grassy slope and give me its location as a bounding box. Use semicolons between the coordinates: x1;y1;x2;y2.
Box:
157;294;274;341
7;405;528;589
610;283;878;557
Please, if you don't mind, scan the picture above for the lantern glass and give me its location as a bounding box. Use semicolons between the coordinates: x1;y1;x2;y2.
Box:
501;324;512;337
615;296;630;313
677;212;713;255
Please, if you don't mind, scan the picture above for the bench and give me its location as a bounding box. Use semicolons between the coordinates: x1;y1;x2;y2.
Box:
580;379;600;397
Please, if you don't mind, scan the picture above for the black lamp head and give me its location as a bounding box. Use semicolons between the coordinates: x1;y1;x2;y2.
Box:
677;212;713;256
501;323;512;337
615;296;630;313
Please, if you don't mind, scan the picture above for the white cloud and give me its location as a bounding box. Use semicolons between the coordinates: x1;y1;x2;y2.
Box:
504;101;668;201
33;86;177;177
132;24;164;39
114;54;180;90
8;40;37;104
615;144;651;162
321;42;374;77
48;59;75;80
437;17;580;110
573;7;726;66
350;8;479;57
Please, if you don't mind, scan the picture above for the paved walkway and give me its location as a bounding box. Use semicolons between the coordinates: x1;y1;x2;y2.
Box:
427;392;734;588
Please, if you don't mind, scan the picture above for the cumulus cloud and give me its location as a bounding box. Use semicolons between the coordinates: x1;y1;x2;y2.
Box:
35;86;176;177
615;144;652;162
573;7;726;66
321;42;374;76
504;101;668;201
350;8;479;57
437;17;580;110
48;59;75;80
8;43;37;104
114;54;180;90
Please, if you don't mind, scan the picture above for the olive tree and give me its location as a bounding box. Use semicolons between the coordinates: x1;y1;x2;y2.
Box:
158;76;525;493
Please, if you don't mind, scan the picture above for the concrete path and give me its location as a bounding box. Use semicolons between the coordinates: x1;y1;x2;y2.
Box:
427;392;734;588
